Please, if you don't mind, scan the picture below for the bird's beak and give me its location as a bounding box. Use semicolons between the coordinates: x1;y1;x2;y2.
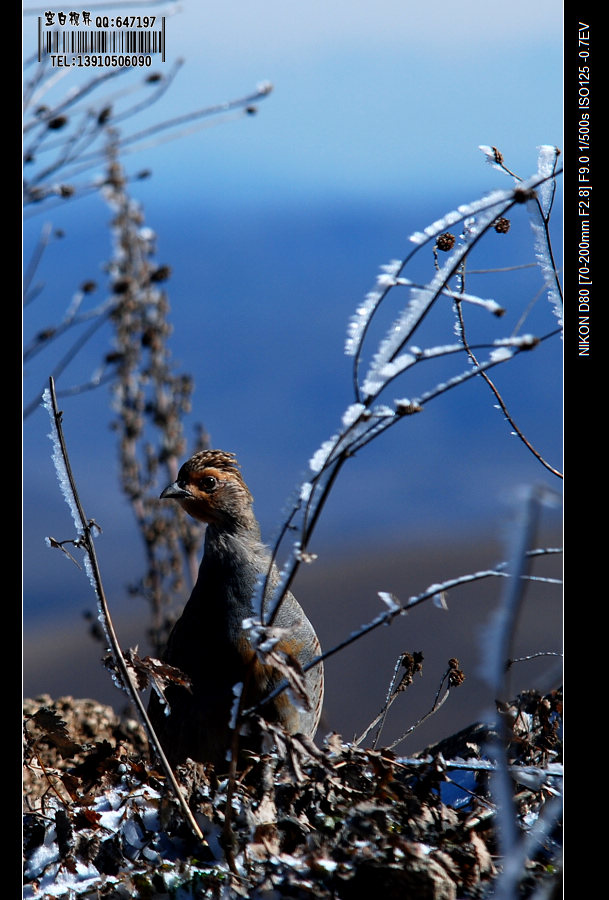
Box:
160;481;193;500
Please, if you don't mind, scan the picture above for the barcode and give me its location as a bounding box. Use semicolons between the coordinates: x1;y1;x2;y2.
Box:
41;29;165;57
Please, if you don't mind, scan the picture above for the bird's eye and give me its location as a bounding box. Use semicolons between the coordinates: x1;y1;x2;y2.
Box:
200;475;217;491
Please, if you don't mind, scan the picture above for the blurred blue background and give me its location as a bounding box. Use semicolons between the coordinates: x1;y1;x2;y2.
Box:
23;1;563;748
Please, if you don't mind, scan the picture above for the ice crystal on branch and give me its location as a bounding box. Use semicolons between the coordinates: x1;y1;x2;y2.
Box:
478;144;509;173
536;144;560;216
309;437;338;475
42;388;81;536
526;146;563;331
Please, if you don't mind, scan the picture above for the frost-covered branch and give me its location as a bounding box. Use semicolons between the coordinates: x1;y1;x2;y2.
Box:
255;147;562;645
258;328;557;636
480;144;563;328
42;377;204;844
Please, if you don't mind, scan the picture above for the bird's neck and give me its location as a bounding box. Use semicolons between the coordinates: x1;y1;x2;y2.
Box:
204;511;263;555
196;520;269;619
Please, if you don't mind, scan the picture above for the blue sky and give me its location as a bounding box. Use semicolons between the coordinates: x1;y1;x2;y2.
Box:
23;0;563;703
24;0;562;206
165;0;562;204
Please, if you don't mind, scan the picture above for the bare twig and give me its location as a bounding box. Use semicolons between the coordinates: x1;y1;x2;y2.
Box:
353;650;424;748
385;658;466;751
452;294;563;479
354;652;412;748
506;650;563;670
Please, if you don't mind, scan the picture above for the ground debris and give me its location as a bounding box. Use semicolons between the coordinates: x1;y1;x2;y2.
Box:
23;689;562;899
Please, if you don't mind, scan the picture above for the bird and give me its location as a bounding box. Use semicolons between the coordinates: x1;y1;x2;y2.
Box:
147;449;324;772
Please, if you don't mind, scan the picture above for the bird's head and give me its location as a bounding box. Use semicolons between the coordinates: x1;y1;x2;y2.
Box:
160;450;255;529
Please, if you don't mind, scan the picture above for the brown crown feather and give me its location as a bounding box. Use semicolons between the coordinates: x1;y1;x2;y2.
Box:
177;450;253;504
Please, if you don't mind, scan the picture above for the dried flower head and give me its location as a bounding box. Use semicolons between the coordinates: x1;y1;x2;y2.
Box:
447;657;465;687
149;265;171;283
436;232;456;252
47;115;68;130
493;217;511;234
